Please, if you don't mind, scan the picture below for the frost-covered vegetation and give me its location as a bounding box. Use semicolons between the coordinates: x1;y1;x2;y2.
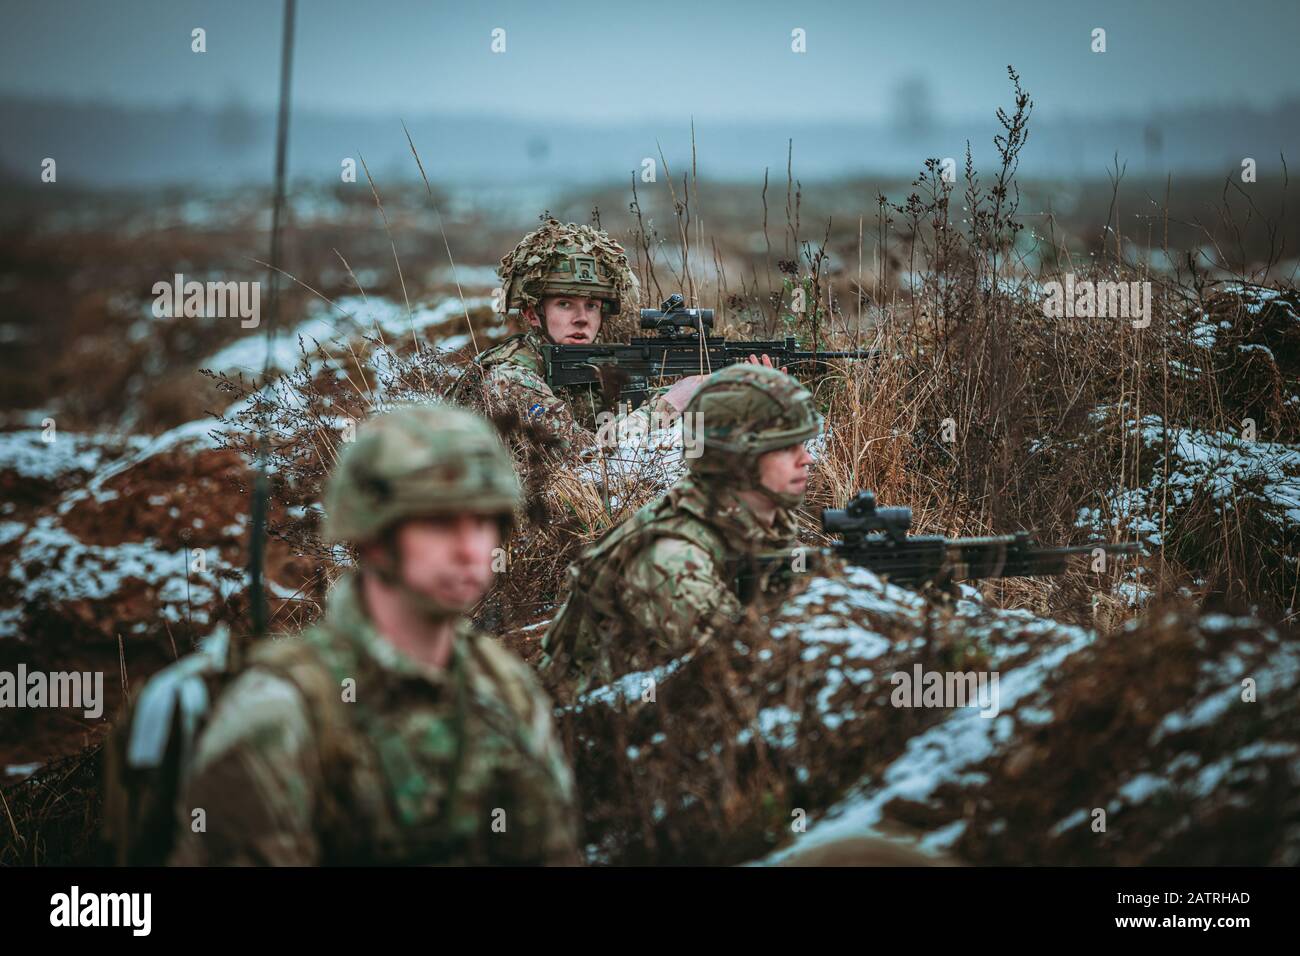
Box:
2;72;1297;865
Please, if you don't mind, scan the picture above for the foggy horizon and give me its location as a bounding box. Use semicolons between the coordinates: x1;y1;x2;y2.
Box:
3;0;1298;123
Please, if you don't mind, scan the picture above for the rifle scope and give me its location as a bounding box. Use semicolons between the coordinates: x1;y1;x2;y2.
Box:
639;293;715;332
821;490;913;539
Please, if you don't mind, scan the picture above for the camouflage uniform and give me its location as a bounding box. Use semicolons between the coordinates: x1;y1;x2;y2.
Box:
476;328;671;438
168;573;578;865
542;365;822;694
540;476;799;694
472;219;675;440
167;405;580;865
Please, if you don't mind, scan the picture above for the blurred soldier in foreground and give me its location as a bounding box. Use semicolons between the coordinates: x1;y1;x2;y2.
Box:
168;405;580;865
541;363;819;694
472;218;704;439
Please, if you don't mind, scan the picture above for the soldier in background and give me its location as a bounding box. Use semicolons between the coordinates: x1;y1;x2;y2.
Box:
472;218;704;439
540;363;819;695
168;405;580;865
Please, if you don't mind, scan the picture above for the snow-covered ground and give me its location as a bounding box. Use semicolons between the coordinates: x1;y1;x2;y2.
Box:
4;282;1298;864
566;564;1300;866
1078;415;1300;546
201;293;497;376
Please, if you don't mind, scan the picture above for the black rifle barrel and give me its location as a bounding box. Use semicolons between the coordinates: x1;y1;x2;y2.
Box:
818;490;1141;585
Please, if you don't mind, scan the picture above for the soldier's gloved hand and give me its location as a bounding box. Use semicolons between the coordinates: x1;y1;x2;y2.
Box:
662;374;708;413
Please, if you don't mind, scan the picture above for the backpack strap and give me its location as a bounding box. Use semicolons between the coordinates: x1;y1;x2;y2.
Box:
123;630;228;775
247;636;369;861
543;502;726;675
463;633;570;789
102;628;233;865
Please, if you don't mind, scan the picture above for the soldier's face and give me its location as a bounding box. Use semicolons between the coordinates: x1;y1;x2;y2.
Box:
392;514;502;610
757;441;813;499
528;295;603;344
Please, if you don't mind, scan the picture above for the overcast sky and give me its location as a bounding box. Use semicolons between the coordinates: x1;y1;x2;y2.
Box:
2;0;1298;123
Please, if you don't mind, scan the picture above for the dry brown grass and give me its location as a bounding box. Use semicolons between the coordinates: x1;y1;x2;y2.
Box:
8;68;1297;867
207;68;1298;634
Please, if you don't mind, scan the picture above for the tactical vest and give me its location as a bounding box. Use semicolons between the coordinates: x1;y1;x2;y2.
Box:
543;479;795;692
289;614;565;866
105;611;565;866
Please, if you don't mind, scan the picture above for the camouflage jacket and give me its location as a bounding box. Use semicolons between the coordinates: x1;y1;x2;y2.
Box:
541;475;799;695
168;573;580;866
474;331;673;439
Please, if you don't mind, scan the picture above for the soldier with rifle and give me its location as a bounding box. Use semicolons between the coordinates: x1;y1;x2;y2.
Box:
541;365;1136;695
468;218;701;440
468;218;870;445
545;292;877;411
540;363;820;694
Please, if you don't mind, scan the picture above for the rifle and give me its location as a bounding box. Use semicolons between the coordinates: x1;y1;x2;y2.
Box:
818;490;1140;585
541;294;879;408
735;490;1139;595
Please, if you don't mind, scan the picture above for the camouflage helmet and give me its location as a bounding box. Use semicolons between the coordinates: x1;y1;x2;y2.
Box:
323;404;520;545
684;364;821;485
498;218;639;316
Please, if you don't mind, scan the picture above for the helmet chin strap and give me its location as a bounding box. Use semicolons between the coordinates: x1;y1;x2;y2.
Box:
753;480;804;511
529;304;560;346
370;535;463;625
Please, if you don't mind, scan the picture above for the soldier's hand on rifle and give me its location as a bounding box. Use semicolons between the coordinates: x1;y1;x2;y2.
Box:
745;353;789;374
